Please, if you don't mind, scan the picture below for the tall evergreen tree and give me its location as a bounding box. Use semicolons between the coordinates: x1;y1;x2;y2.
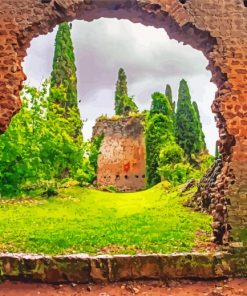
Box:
165;84;175;111
50;22;78;110
192;101;206;151
50;22;82;139
150;92;173;117
146;92;175;187
114;68;127;115
175;79;202;158
114;68;138;115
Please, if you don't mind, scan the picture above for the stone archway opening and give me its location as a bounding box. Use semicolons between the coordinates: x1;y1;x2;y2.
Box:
0;0;247;247
23;17;217;152
23;17;218;193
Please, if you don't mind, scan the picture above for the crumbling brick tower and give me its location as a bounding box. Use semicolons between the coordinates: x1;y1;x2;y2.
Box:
93;117;146;192
0;0;247;246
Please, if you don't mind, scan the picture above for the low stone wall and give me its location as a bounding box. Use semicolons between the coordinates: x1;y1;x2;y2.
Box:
0;250;246;283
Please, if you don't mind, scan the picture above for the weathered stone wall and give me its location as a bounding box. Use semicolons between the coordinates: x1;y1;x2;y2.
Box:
93;116;146;191
0;0;247;245
0;250;247;283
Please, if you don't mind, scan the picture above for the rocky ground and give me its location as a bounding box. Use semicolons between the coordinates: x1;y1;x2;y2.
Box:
0;279;247;296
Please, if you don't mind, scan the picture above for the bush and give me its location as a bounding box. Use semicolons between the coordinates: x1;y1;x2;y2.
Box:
0;83;94;197
158;163;193;186
145;113;174;187
159;144;184;166
75;160;96;186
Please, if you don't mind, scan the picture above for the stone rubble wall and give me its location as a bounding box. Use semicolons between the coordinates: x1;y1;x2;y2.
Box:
0;251;247;283
93;116;146;192
0;0;247;245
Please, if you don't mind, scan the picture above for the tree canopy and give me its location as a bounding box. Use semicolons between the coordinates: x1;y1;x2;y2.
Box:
165;84;175;112
50;23;78;110
146;92;175;187
0;83;95;196
192;101;206;151
50;22;82;139
114;68;138;116
175;79;206;158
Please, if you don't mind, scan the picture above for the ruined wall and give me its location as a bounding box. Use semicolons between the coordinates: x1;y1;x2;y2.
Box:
93;117;146;192
0;0;247;245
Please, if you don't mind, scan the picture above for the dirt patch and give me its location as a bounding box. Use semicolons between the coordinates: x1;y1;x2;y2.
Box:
0;279;247;296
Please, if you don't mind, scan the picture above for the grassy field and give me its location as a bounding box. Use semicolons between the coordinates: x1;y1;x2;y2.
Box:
0;183;212;255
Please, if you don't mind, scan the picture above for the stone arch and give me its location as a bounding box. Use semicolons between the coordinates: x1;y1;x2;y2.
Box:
0;0;247;246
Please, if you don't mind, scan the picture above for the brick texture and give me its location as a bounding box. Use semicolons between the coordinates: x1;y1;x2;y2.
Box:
93;117;146;192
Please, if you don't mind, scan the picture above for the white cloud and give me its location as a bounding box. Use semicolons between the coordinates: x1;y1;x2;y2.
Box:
23;18;218;154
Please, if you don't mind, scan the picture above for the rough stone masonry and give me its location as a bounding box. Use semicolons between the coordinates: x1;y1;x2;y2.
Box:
93;116;146;192
0;0;247;246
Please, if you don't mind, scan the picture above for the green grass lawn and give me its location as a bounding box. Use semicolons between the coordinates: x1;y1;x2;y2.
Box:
0;183;212;255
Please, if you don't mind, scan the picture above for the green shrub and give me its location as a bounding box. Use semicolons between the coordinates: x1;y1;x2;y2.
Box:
0;83;93;197
89;134;104;174
145;92;175;187
159;144;184;166
158;163;193;186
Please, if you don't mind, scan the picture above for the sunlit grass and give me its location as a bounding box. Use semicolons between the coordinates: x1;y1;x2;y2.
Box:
0;183;212;255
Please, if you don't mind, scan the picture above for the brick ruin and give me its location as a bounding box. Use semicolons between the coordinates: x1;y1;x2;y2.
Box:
0;0;247;246
93;116;146;192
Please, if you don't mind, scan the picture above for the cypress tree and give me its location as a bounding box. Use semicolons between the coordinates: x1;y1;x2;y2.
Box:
49;22;82;139
192;101;206;151
115;68;127;115
150;92;173;117
165;84;175;111
114;68;138;116
50;22;78;110
175;79;201;158
146;92;174;187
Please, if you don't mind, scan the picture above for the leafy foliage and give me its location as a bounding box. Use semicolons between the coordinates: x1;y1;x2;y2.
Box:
114;68;138;115
165;84;175;111
158;147;214;186
0;83;94;197
159;143;184;166
50;23;78;109
145;92;175;187
175;79;206;159
192;101;206;151
149;92;173;116
158;141;192;186
159;163;193;185
89;134;104;175
146;84;212;187
49;22;82;139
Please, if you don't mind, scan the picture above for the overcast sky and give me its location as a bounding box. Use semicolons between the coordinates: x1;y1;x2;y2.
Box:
23;18;218;154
